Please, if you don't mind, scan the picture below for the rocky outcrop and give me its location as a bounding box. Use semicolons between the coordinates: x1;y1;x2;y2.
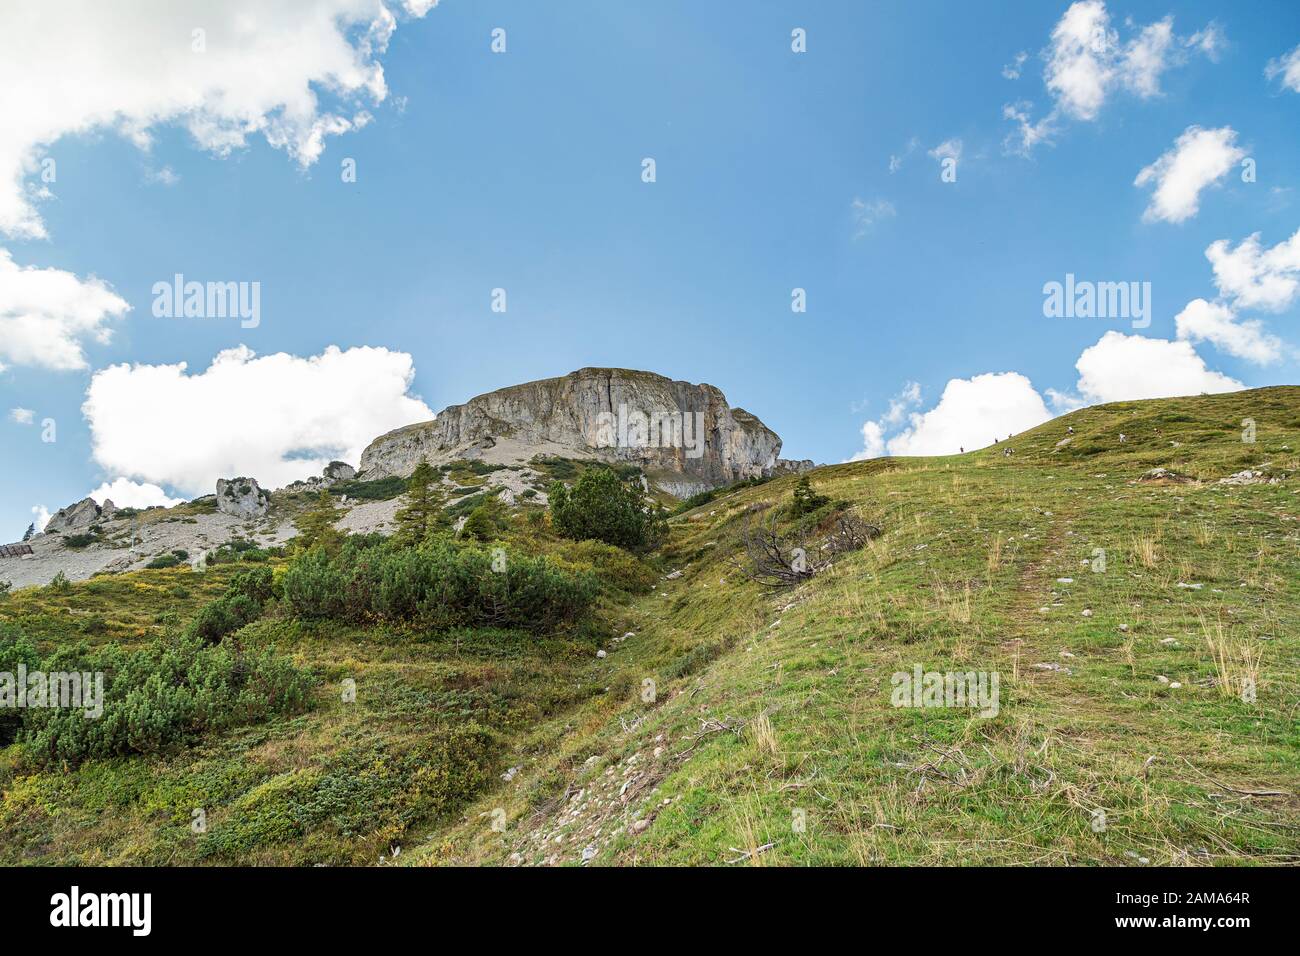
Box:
323;461;356;481
216;477;271;518
358;368;784;496
775;458;816;475
44;497;106;534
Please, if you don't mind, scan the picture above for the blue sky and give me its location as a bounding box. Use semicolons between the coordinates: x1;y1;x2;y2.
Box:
2;0;1299;540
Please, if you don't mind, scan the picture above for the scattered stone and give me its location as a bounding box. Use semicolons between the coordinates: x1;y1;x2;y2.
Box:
1176;582;1204;590
501;766;521;783
665;570;683;580
1218;470;1282;486
629;819;651;835
1081;608;1093;617
596;649;607;659
1139;467;1193;485
1057;577;1074;584
581;845;598;862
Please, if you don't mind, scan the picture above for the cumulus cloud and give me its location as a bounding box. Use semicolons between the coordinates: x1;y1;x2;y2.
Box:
88;478;185;510
1265;43;1300;93
1005;2;1222;155
849;330;1246;460
1071;331;1242;403
31;505;50;534
82;345;434;497
8;408;34;424
0;249;131;371
1134;126;1244;224
0;0;436;240
853;373;1052;459
1002;52;1028;80
1205;228;1300;312
1174;298;1283;364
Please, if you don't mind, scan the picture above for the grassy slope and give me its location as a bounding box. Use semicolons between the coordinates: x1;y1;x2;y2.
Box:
411;387;1299;866
1;387;1297;865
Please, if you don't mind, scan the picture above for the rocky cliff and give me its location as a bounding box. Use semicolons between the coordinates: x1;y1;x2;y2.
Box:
359;368;785;497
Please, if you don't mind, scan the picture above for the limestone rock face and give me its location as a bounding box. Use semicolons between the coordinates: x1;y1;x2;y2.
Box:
44;497;104;534
359;368;784;496
323;461;356;481
216;477;271;518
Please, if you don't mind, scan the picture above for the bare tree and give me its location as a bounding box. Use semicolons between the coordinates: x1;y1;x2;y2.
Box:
729;508;880;589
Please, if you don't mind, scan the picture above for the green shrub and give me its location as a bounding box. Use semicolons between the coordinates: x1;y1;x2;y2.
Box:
48;571;72;594
62;533;97;549
17;634;313;768
186;593;261;645
0;626;40;744
549;469;666;550
280;547;349;619
461;500;506;541
328;475;408;501
282;539;596;632
228;566;276;604
185;565;277;644
788;475;830;517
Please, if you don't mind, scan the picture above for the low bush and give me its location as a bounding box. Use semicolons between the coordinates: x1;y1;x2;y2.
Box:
282;538;595;632
11;633;313;768
549;469;666;551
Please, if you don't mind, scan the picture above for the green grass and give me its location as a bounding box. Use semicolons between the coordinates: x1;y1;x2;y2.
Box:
1;387;1296;866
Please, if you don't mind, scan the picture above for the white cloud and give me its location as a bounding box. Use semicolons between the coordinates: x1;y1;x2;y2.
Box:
31;505;50;533
8;408;34;424
88;478;185;510
1046;0;1115;121
1006;2;1223;155
0;248;131;371
1002;52;1028;80
854;373;1052;458
1120;17;1175;98
853;421;887;461
928;138;963;165
1134;126;1244;224
1002;101;1056;156
82;345;434;497
1205;228;1300;312
1185;23;1225;62
1265;43;1300;93
1174;298;1283;364
1071;331;1242;403
0;0;436;240
851;197;896;238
